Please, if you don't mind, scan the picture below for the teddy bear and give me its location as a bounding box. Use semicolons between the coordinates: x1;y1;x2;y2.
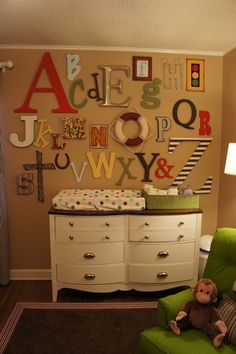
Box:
170;278;227;348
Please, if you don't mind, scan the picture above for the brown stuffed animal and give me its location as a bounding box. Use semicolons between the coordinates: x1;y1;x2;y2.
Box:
170;279;227;348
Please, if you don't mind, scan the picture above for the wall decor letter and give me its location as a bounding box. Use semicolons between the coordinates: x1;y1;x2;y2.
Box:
155;116;172;142
89;125;108;149
140;78;161;109
168;137;212;193
55;153;70;169
115;157;137;186
67;54;81;81
70;161;87;182
69;79;88;109
14;52;77;113
33;119;53;148
161;58;183;89
86;151;116;179
172;99;196;130
23;150;55;202
16;173;34;195
10;115;37;147
135;153;159;182
87;73;102;102
132;56;152;81
99;66;131;107
199;110;212;136
51;133;66;150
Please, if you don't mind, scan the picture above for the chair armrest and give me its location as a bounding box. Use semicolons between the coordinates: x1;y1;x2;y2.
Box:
157;288;193;329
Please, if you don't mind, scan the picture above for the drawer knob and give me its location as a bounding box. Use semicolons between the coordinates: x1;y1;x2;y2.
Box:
84;273;96;280
105;222;110;227
178;234;184;240
157;272;168;279
178;221;184;226
69;221;74;227
145;222;150;226
105;234;110;240
83;252;96;259
158;251;169;258
144;234;150;240
69;235;74;240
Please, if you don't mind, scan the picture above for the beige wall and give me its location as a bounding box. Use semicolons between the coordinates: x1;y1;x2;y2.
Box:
218;48;236;227
0;48;222;271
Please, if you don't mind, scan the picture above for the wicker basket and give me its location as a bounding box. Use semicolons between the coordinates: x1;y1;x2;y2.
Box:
143;191;199;210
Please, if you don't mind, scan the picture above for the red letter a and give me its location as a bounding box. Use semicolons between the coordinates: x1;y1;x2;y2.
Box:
15;52;77;113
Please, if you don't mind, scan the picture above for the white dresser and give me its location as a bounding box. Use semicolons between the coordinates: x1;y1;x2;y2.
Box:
49;209;202;301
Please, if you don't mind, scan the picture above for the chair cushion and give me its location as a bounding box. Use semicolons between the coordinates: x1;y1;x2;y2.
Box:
203;228;236;295
140;327;236;354
219;294;236;346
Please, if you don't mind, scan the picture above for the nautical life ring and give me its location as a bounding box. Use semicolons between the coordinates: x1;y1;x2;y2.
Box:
114;112;149;146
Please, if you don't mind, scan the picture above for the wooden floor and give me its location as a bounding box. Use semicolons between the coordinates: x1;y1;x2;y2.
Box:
0;280;184;331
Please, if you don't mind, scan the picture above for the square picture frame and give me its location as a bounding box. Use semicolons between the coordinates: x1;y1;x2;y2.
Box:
186;58;205;92
132;56;152;81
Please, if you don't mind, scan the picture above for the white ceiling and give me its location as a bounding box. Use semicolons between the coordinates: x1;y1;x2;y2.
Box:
1;0;236;55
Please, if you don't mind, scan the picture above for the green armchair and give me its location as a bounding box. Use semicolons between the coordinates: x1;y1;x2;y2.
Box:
139;228;236;354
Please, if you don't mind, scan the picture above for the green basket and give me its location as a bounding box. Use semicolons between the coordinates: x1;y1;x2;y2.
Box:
143;191;199;210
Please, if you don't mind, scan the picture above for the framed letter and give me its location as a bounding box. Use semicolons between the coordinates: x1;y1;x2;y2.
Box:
132;56;152;81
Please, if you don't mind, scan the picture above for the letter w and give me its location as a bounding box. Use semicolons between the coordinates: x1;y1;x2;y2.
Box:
86;152;116;179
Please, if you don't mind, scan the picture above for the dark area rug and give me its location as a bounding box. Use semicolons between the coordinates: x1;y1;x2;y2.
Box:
0;302;158;354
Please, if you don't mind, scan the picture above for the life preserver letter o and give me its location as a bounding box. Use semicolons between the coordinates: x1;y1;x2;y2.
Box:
114;112;149;146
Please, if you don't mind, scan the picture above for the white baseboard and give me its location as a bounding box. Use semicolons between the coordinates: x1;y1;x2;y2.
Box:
10;269;51;280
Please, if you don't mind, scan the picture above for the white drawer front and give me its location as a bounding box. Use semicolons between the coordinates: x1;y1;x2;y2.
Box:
56;215;125;229
56;229;124;242
129;242;195;263
57;264;125;285
129;214;196;229
128;263;194;283
56;242;123;264
129;228;196;242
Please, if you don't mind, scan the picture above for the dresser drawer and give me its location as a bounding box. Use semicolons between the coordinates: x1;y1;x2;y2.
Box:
129;214;197;229
55;215;125;229
128;262;194;283
129;242;195;263
55;229;124;242
129;228;196;242
56;242;123;264
56;264;125;285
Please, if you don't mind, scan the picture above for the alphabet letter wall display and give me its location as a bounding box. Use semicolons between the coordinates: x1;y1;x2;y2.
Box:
17;173;34;195
23;150;55;202
86;152;116;179
10;115;37;147
70;161;88;182
155;157;174;179
199;111;212;136
135;153;160;182
115;157;137;186
15;52;77;113
141;78;161;109
155;116;172;142
99;66;132;107
161;58;183;89
172;99;196;130
67;54;81;81
168;137;213;193
89;125;108;149
34;119;53;148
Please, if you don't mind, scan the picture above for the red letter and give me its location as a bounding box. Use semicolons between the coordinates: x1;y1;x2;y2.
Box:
199;111;211;136
15;52;77;113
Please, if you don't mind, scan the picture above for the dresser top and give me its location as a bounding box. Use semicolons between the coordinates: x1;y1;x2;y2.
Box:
48;207;203;216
